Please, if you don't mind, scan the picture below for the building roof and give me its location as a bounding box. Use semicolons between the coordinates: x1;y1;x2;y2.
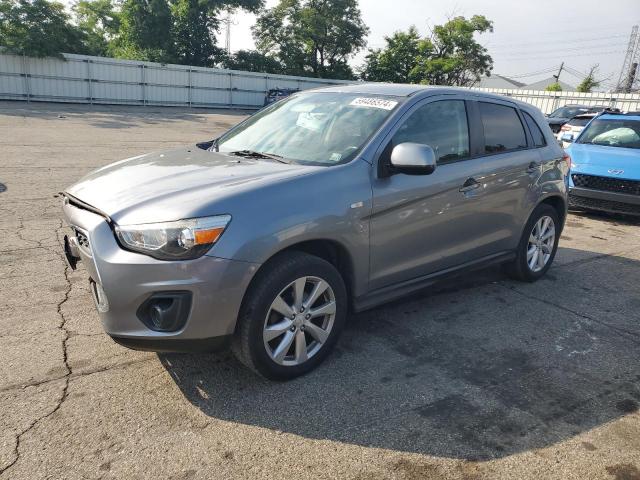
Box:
521;77;576;91
477;75;525;89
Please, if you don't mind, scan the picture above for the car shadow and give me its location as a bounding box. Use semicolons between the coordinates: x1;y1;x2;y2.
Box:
159;246;640;461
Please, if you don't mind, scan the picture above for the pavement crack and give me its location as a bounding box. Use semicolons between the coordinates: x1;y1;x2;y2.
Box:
0;224;73;477
0;357;156;394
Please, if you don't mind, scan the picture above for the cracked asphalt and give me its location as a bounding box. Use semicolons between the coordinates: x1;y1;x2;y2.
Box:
1;101;639;480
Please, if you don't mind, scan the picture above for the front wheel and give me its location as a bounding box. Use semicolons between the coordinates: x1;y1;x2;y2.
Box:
505;204;560;282
232;252;347;380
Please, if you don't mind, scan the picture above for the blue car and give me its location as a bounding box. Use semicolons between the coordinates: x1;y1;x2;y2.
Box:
564;112;640;216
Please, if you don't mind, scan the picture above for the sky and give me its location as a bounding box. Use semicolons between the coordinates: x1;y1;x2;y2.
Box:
217;0;640;90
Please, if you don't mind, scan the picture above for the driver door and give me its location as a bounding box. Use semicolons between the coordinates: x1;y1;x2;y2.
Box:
368;97;507;290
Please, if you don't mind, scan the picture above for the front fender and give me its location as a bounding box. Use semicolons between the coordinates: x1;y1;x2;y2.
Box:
207;160;373;296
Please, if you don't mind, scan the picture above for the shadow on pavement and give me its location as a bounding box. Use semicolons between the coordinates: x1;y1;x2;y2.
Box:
160;246;640;460
0;101;249;129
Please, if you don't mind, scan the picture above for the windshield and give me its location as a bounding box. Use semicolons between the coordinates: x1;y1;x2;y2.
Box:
577;118;640;149
549;106;591;118
217;92;401;165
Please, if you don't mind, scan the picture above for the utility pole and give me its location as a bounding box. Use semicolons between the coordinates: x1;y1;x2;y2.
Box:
616;25;640;93
624;62;639;93
222;9;237;56
553;62;564;84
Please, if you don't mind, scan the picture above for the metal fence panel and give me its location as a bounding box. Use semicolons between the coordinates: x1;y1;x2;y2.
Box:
0;52;352;108
92;82;141;103
2;52;640;112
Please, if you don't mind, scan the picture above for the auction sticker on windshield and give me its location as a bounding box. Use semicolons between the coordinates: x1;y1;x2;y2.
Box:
350;97;398;110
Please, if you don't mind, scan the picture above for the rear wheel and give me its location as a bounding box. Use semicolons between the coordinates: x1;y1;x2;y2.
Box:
505;204;560;282
232;251;347;380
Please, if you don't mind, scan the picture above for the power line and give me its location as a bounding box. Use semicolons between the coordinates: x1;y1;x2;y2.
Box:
499;50;626;61
489;41;628;56
485;33;630;50
506;66;559;78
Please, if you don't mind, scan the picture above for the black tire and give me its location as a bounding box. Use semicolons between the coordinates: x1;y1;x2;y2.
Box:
231;251;347;380
505;203;561;282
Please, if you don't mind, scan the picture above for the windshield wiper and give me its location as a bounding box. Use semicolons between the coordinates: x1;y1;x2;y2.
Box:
229;150;289;164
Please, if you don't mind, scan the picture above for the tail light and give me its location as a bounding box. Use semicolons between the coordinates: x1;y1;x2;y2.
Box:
560;124;572;131
562;152;571;171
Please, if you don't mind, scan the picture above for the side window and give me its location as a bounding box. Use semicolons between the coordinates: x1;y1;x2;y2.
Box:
479;102;527;153
391;100;470;163
522;111;547;147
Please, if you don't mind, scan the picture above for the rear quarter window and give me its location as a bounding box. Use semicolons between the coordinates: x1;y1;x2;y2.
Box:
479;102;528;153
522;111;547;147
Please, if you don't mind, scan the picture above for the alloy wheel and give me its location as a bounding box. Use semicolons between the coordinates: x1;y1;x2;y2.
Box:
526;215;556;273
263;276;336;366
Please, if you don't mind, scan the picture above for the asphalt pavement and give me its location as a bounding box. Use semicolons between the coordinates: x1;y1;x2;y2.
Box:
1;101;639;480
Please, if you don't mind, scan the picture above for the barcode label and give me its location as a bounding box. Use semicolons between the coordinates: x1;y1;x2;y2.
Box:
350;97;398;110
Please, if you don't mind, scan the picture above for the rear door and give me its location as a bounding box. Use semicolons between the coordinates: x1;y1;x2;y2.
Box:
471;100;545;249
368;96;538;291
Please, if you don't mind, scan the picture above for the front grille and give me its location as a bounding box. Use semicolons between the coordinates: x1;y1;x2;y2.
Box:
569;194;640;216
572;174;640;196
74;228;91;254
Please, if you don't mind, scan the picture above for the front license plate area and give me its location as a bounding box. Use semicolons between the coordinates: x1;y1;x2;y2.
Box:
63;235;79;270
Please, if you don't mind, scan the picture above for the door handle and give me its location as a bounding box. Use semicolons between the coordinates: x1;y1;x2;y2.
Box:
527;161;541;173
459;177;480;193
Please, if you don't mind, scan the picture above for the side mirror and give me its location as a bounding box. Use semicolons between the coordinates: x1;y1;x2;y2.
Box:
390;143;437;175
560;133;574;143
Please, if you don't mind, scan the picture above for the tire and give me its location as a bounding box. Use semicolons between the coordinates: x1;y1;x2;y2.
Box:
505;203;561;282
231;251;347;380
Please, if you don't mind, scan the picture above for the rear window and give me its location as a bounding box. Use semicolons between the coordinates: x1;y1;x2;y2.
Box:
522;111;546;147
479;102;528;153
549;106;590;118
568;117;592;127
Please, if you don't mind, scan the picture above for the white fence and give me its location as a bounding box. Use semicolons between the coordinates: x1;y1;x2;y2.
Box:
1;52;640;112
0;52;351;109
473;87;640;115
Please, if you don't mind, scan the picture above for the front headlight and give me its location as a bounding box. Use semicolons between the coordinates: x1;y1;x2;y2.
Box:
115;215;231;260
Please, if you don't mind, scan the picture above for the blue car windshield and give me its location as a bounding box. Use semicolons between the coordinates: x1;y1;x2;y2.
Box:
577;118;640;150
217;92;401;165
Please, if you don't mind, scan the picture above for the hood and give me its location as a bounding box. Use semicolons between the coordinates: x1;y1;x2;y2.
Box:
65;147;319;223
567;143;640;180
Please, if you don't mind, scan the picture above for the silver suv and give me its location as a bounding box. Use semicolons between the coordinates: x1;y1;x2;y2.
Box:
62;84;569;380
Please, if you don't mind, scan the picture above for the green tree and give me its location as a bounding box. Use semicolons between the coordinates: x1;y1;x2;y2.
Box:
73;0;120;56
171;0;263;67
0;0;87;57
413;15;493;86
253;0;368;79
114;0;175;62
576;65;601;93
545;82;562;92
221;49;283;73
171;0;220;66
360;27;421;83
360;16;493;87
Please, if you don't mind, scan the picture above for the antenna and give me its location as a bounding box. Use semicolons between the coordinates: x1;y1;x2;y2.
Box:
616;25;640;93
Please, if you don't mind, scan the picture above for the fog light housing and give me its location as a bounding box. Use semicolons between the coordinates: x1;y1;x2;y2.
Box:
136;292;192;332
